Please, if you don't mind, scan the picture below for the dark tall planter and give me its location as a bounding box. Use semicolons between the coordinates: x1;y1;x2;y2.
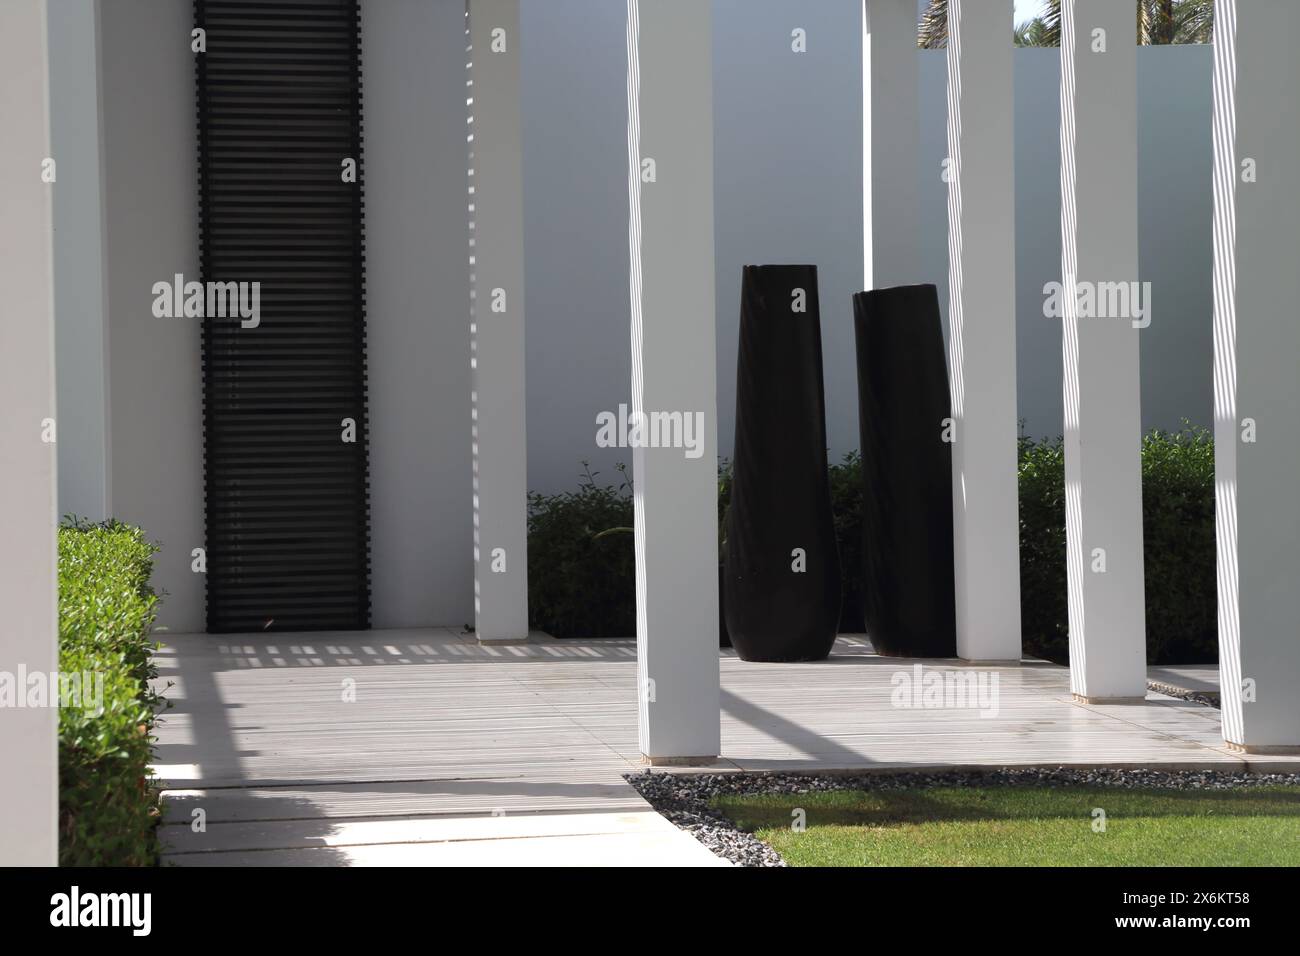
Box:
853;284;956;657
724;265;841;662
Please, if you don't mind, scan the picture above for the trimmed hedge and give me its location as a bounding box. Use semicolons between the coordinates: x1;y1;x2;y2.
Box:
58;519;166;866
527;464;636;639
1018;424;1217;665
528;427;1218;667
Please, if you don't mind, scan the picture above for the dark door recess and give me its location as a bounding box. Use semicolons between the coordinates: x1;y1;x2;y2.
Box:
197;0;370;632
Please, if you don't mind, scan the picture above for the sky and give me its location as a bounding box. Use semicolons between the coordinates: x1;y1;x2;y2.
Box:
1013;0;1049;25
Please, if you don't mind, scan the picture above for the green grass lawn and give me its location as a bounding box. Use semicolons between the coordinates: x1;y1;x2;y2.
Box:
713;786;1300;866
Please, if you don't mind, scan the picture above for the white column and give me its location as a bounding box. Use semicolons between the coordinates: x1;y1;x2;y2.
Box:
0;0;59;865
945;0;1021;662
468;0;529;643
864;0;920;290
626;0;721;763
1212;0;1300;753
1060;0;1147;702
50;0;111;522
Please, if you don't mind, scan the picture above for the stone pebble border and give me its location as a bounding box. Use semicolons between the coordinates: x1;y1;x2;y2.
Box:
625;767;1300;867
1147;679;1220;708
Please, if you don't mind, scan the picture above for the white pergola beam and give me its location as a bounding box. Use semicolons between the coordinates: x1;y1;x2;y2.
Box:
1060;0;1147;702
864;0;921;290
1212;0;1300;752
0;0;59;865
626;0;721;763
468;0;529;643
945;0;1021;662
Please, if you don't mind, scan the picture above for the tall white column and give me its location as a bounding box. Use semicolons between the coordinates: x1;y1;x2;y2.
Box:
0;0;59;865
626;0;721;763
1060;0;1147;702
1212;0;1300;753
945;0;1021;662
468;0;529;643
50;0;111;523
864;0;920;290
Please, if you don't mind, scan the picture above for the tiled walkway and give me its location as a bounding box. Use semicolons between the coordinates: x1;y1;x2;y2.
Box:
150;631;1289;865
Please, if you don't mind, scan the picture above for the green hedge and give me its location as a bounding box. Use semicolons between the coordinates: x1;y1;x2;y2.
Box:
1017;432;1069;661
527;427;1218;666
527;464;636;638
58;519;166;866
1018;424;1217;665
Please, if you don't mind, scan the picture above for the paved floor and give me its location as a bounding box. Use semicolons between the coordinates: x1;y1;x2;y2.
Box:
1147;663;1221;695
150;630;1289;866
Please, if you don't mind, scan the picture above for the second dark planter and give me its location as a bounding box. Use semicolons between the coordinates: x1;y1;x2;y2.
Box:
853;284;956;657
724;265;841;662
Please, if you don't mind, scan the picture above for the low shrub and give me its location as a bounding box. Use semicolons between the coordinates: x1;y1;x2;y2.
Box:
529;426;1218;666
826;452;865;631
534;452;866;639
1017;433;1069;661
58;519;166;866
1018;424;1217;665
526;464;636;638
1139;424;1217;663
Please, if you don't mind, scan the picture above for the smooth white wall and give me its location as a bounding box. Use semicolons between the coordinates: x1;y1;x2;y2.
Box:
50;0;111;523
519;9;1215;496
713;0;865;465
1011;48;1064;440
100;0;203;632
919;46;1214;442
363;0;474;628
518;0;867;493
89;0;479;631
1138;44;1213;433
521;0;632;495
0;0;59;866
73;2;1221;629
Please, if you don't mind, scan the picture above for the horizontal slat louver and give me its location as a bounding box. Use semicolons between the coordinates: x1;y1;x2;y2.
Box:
197;0;370;633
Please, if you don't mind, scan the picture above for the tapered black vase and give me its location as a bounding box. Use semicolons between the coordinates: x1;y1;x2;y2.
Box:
853;284;956;657
724;265;841;662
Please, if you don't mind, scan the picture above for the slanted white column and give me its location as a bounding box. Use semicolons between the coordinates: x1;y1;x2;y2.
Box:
1059;0;1147;702
944;0;1021;662
1212;1;1300;753
864;0;921;289
0;0;59;865
468;0;529;643
49;0;111;522
626;0;721;763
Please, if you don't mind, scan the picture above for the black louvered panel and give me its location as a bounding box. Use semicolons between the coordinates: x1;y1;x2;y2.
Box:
197;0;370;633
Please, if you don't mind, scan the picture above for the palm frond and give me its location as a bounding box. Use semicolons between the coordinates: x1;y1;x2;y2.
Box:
918;0;948;49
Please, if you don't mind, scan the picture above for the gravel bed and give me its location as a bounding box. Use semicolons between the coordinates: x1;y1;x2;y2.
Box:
1147;679;1221;708
626;767;1300;867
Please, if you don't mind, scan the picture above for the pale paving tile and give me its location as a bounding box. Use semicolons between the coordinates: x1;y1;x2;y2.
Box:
165;829;730;867
152;630;1270;865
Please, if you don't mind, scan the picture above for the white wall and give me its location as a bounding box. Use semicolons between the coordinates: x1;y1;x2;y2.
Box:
67;0;1221;630
99;0;204;632
518;6;1215;494
920;46;1214;441
518;0;867;492
363;0;474;628
85;0;479;631
0;0;59;866
521;0;632;495
713;0;865;465
1138;44;1213;433
50;0;110;523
